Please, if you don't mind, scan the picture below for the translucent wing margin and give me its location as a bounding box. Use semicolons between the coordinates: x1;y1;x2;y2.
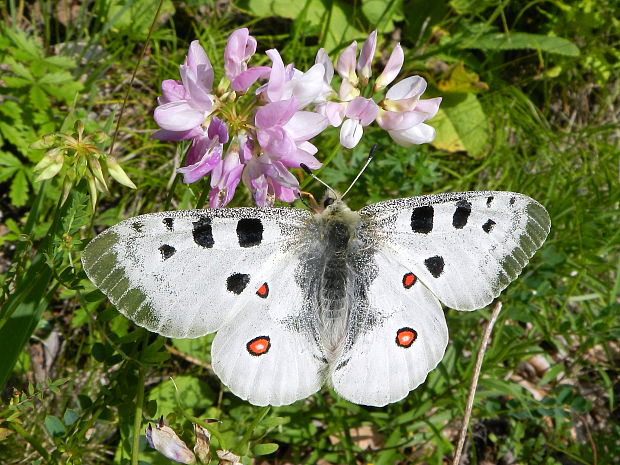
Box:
81;208;311;338
359;191;550;310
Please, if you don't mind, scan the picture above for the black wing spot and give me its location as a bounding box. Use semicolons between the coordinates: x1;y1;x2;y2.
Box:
163;217;174;231
226;273;250;294
509;197;516;206
159;244;176;260
452;199;472;229
486;196;493;207
132;222;143;232
193;217;214;248
424;256;445;278
482;219;496;233
237;218;263;247
411;206;434;234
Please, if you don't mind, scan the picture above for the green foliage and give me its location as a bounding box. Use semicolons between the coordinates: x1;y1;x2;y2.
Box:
1;0;618;464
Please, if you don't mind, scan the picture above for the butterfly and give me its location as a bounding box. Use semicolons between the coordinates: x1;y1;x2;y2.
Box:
81;190;550;407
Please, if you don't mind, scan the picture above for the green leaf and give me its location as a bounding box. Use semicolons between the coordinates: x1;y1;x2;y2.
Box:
106;0;176;40
9;169;30;207
3;26;42;58
252;443;279;455
0;151;22;167
45;415;66;437
43;55;77;69
3;76;32;88
147;376;215;418
361;0;403;33
0;100;22;118
462;32;580;57
238;0;364;51
63;409;80;426
29;85;51;110
7;60;34;80
39;71;74;85
430;92;488;158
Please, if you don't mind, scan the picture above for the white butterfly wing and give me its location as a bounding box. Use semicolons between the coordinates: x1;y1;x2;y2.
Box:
211;253;327;406
359;191;550;311
330;252;448;407
81;208;310;338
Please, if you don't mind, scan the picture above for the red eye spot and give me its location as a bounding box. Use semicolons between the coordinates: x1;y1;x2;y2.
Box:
402;272;416;289
256;282;269;298
247;336;271;356
395;327;417;348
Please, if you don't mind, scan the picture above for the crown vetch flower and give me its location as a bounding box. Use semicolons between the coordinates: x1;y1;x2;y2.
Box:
318;30;441;149
154;41;215;136
176;117;228;184
224;27;257;81
153;28;441;207
376;76;442;146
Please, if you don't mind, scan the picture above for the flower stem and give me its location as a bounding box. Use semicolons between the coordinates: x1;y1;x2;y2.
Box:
452;301;502;465
108;0;165;158
131;361;147;465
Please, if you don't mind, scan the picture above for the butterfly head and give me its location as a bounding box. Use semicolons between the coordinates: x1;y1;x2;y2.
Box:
316;190;361;227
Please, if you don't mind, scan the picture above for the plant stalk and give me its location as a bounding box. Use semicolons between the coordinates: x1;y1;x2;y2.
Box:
452;301;502;465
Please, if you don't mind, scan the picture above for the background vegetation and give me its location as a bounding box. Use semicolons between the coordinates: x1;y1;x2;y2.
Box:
0;0;618;464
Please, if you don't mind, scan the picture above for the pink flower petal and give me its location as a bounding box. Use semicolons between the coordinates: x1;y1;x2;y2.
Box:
266;49;286;102
280;147;322;169
336;41;358;84
284;63;326;108
317;101;346;127
273;183;298;202
344;97;378;126
224;28;257;80
386;75;427;100
376;109;427;131
340;118;364;148
177;146;222;183
207;116;229;143
414;97;442;119
185;134;216;165
267;158;300;188
283;111;328;141
257;126;297;158
315;48;334;84
388;123;436;146
375;43;404;89
187;40;211;71
184;74;213;111
357;30;377;79
154;101;205;131
255;99;297;129
159;79;186;104
186;41;214;91
231;66;271;91
151;127;203;141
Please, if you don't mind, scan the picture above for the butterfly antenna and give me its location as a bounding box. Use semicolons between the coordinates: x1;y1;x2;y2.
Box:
342;144;378;199
300;164;338;199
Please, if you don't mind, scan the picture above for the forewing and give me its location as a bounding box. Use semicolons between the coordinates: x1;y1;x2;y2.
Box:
331;251;448;407
81;208;310;338
211;253;327;406
359;191;550;310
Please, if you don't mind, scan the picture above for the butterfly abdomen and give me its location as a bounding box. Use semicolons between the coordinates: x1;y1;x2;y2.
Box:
308;202;366;358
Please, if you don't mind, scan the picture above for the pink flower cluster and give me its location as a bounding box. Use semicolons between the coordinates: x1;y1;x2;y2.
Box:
153;29;441;207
